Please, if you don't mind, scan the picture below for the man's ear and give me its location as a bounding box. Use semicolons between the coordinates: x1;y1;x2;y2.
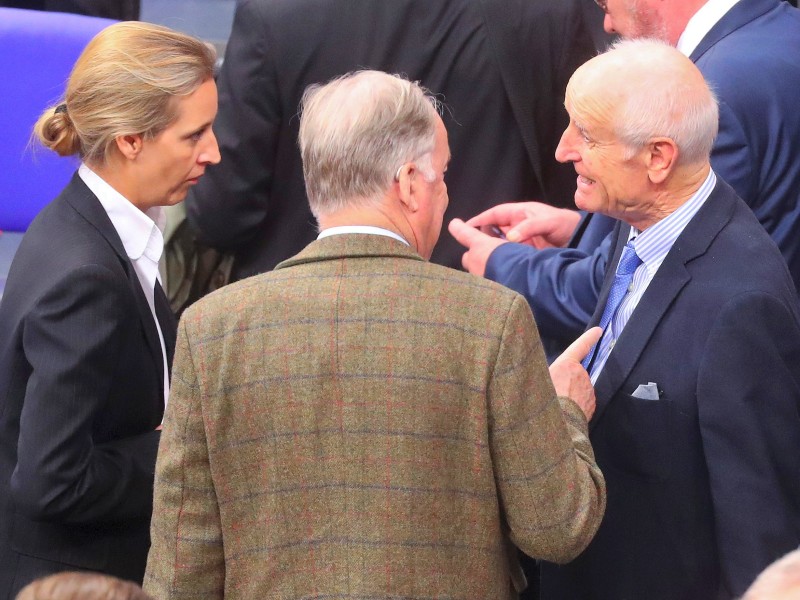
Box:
114;134;144;161
396;164;419;213
645;137;677;184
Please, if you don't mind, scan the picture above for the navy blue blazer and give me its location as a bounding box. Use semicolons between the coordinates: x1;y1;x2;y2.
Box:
0;174;172;596
486;0;800;355
539;179;800;599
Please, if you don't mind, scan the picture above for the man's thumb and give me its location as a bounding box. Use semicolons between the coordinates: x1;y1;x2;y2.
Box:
448;218;481;248
557;327;602;364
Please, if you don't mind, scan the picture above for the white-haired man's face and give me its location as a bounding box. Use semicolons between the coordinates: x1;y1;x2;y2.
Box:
555;100;646;224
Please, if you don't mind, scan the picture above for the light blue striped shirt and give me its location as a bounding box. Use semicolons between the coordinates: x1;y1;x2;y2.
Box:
590;169;717;384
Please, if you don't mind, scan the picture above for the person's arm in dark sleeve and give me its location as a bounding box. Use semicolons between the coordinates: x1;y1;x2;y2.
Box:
12;265;159;524
186;0;282;251
485;231;613;353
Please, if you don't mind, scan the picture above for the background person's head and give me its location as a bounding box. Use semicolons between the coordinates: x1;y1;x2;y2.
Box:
33;21;220;210
16;571;153;600
595;0;707;45
555;38;718;229
299;70;450;258
742;549;800;600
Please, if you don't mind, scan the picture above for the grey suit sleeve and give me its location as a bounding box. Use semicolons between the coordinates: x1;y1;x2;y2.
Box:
488;294;605;563
11;264;159;524
186;0;282;251
698;291;800;597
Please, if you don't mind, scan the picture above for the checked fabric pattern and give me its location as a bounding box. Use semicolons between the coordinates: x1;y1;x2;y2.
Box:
144;234;605;600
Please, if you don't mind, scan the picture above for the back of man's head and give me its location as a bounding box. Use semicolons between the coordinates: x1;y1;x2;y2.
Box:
298;70;439;219
568;38;718;167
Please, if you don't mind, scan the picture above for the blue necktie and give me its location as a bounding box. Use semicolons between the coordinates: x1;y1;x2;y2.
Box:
582;241;642;370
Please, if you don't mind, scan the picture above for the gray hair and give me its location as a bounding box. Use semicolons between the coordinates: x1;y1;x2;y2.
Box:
742;549;800;599
571;38;718;166
34;22;216;164
299;70;440;218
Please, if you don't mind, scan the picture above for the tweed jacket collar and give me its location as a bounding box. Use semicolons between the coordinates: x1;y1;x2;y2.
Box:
275;233;426;270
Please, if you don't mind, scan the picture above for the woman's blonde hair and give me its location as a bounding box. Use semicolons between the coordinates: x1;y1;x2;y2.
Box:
33;21;216;165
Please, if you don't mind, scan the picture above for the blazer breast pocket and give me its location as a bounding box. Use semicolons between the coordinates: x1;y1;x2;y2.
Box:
602;392;674;482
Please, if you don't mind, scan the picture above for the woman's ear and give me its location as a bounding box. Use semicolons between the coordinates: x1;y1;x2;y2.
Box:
114;133;144;161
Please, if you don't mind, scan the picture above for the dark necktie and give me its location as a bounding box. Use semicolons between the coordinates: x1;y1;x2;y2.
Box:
582;241;642;370
154;280;177;371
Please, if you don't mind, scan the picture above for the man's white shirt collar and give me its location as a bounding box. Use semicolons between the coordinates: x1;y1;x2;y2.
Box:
677;0;741;56
317;225;409;246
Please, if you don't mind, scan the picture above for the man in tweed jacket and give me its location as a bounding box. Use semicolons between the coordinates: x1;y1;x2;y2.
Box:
144;71;606;599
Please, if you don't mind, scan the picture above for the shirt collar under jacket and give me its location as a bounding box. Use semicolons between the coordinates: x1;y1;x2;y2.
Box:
677;0;742;56
317;225;410;246
627;168;717;276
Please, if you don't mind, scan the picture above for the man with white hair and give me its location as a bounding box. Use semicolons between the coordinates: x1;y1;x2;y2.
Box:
532;40;800;600
143;70;607;599
451;0;800;359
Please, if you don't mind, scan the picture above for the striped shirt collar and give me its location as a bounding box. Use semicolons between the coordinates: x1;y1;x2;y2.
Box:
628;169;716;274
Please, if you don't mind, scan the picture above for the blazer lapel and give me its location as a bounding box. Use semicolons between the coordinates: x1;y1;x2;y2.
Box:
63;173;168;392
591;264;691;427
587;221;627;329
690;0;773;62
590;181;737;429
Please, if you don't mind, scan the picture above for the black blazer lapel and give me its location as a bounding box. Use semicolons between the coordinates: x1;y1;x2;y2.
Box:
587;221;628;329
63;174;168;394
154;281;177;370
590;181;737;428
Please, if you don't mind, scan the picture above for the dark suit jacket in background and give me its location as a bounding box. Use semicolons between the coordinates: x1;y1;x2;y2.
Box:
186;0;606;280
0;175;171;597
540;179;800;599
144;234;605;599
486;0;800;355
0;0;139;19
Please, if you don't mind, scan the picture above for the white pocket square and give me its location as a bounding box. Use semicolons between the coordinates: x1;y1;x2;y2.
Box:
632;382;661;400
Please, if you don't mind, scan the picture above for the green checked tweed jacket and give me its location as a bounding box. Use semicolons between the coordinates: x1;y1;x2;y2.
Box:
144;234;605;599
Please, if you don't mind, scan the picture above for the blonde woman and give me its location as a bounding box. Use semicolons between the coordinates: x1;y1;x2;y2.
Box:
0;21;218;595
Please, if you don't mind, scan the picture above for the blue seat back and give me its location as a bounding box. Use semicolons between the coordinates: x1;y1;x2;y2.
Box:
0;8;114;232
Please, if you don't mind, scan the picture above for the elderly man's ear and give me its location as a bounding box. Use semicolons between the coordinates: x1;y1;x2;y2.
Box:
396;164;420;213
645;138;678;184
